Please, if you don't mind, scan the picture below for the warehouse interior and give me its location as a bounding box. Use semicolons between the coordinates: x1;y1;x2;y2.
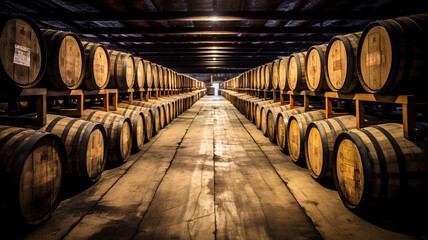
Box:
0;0;427;239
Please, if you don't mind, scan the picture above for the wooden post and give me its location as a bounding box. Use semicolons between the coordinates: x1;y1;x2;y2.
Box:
280;93;284;105
325;97;333;118
289;94;294;108
403;97;415;139
36;94;47;125
304;94;309;112
356;100;365;128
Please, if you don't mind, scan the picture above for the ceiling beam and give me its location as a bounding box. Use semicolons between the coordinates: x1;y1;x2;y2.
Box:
104;42;314;50
28;11;412;21
81;35;331;43
143;61;270;66
77;26;363;34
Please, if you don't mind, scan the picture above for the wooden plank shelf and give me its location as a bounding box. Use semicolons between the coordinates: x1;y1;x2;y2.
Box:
280;90;425;139
47;89;118;117
117;88;134;105
226;88;427;139
0;88;47;126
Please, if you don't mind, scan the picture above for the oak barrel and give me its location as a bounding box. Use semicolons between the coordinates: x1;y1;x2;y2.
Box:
255;100;274;128
0;13;46;89
305;115;356;179
82;110;132;164
278;57;289;91
306;44;329;92
133;57;145;89
0;125;65;225
260;102;281;135
288;52;308;92
114;108;145;152
326;32;362;93
143;60;153;88
271;59;280;90
39;114;107;184
132;100;161;135
266;105;291;143
81;42;110;90
357;15;428;94
264;62;272;90
118;103;153;142
157;64;164;89
108;50;135;90
276;108;305;152
287;110;326;164
151;63;159;89
333;123;428;210
42;29;84;90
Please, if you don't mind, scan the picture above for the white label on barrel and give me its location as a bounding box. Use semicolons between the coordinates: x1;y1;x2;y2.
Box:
366;52;380;66
13;44;31;67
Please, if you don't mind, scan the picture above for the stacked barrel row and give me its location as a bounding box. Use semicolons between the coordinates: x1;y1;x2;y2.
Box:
0;13;205;91
221;13;428;213
222;89;428;213
0;89;204;227
0;12;206;227
222;14;428;96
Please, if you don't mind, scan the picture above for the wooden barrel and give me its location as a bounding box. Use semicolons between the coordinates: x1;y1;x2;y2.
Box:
81;42;110;90
133;57;145;89
267;105;291;143
271;59;280;90
326;32;362;93
108;50;135;90
255;100;274;128
82;110;132;164
259;65;265;89
333;123;428;210
163;67;169;89
287;52;308;92
151;63;159;89
118;103;153;142
287;110;326;164
143;60;153;88
157;65;164;89
306;44;329;92
39;114;106;185
249;99;266;123
0;13;46;89
260;102;281;135
357;15;428;94
278;57;289;91
114;108;145;152
0;125;65;225
305;115;356;180
276;108;305;152
132;100;161;135
264;62;273;89
42;29;84;90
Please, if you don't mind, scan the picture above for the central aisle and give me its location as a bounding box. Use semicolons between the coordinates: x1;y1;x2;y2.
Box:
25;96;320;240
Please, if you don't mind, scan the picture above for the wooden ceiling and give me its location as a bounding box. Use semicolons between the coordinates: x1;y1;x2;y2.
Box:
0;0;422;77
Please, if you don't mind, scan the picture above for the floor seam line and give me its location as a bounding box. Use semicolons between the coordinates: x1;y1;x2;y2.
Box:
130;104;204;240
228;103;323;238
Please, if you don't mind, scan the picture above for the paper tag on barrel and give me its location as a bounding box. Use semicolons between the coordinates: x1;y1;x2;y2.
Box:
13;44;31;67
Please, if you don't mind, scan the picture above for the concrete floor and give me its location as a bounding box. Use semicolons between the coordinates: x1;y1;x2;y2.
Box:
22;96;425;240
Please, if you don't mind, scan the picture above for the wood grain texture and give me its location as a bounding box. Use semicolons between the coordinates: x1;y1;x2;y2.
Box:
334;123;428;210
81;42;110;90
82;109;132;164
0;16;45;88
326;32;362;93
38;114;106;184
305;115;357;180
0;126;63;226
